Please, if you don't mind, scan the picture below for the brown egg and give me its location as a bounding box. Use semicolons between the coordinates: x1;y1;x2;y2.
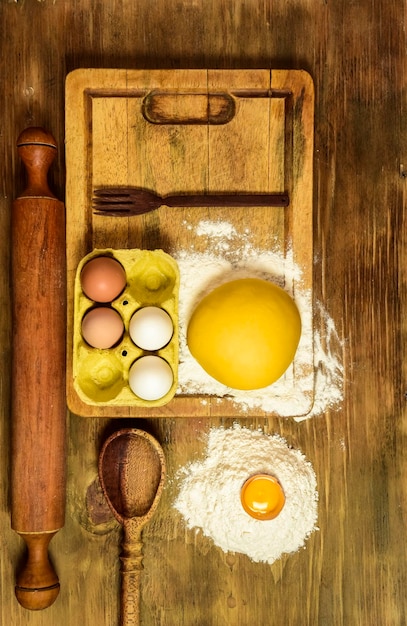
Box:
80;256;126;302
81;307;124;349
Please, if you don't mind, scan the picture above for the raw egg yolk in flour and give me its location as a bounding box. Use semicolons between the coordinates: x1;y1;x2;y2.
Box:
240;474;285;520
186;278;301;390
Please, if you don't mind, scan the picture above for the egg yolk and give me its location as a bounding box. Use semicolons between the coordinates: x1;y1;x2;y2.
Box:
240;474;285;520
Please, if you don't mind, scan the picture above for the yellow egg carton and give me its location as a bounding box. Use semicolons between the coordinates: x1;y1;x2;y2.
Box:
73;248;179;407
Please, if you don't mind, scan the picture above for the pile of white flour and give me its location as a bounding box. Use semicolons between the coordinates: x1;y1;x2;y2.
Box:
174;218;343;420
172;218;339;563
174;425;319;564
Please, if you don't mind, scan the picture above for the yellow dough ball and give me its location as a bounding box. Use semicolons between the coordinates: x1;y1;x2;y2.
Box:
187;278;301;390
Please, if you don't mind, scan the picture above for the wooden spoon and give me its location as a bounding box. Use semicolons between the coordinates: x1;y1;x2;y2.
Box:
98;428;166;626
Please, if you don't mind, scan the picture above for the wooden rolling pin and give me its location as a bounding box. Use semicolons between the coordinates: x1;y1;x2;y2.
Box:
11;127;66;610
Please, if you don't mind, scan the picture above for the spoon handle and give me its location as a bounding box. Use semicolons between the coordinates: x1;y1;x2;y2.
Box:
120;522;144;626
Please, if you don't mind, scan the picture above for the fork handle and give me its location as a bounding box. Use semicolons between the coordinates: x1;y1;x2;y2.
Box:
165;192;289;207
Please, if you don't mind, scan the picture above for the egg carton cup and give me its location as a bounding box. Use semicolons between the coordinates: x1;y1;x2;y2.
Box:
73;248;179;407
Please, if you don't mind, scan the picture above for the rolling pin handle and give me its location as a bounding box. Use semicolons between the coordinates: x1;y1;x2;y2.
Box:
16;127;58;199
15;533;60;610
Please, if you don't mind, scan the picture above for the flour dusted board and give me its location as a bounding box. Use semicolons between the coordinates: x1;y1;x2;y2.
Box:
65;69;314;418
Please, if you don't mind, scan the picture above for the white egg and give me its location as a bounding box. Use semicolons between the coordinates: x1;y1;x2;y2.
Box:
128;356;173;401
129;306;173;350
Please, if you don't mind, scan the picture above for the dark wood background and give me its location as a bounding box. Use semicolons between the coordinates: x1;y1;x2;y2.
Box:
1;1;407;624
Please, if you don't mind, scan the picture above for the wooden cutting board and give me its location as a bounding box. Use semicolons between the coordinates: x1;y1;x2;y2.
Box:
65;69;314;418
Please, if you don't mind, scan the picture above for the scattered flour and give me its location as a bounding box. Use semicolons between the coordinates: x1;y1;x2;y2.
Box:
174;425;319;564
195;219;237;241
174;218;343;420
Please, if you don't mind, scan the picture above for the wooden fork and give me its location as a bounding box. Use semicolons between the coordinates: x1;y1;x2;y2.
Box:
92;187;289;216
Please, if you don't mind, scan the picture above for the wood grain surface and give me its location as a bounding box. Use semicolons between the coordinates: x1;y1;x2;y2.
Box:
1;1;407;625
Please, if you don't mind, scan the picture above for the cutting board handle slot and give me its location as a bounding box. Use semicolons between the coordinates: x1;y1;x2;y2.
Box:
142;90;235;125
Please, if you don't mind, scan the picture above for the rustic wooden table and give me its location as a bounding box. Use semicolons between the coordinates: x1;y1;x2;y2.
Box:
1;1;406;625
